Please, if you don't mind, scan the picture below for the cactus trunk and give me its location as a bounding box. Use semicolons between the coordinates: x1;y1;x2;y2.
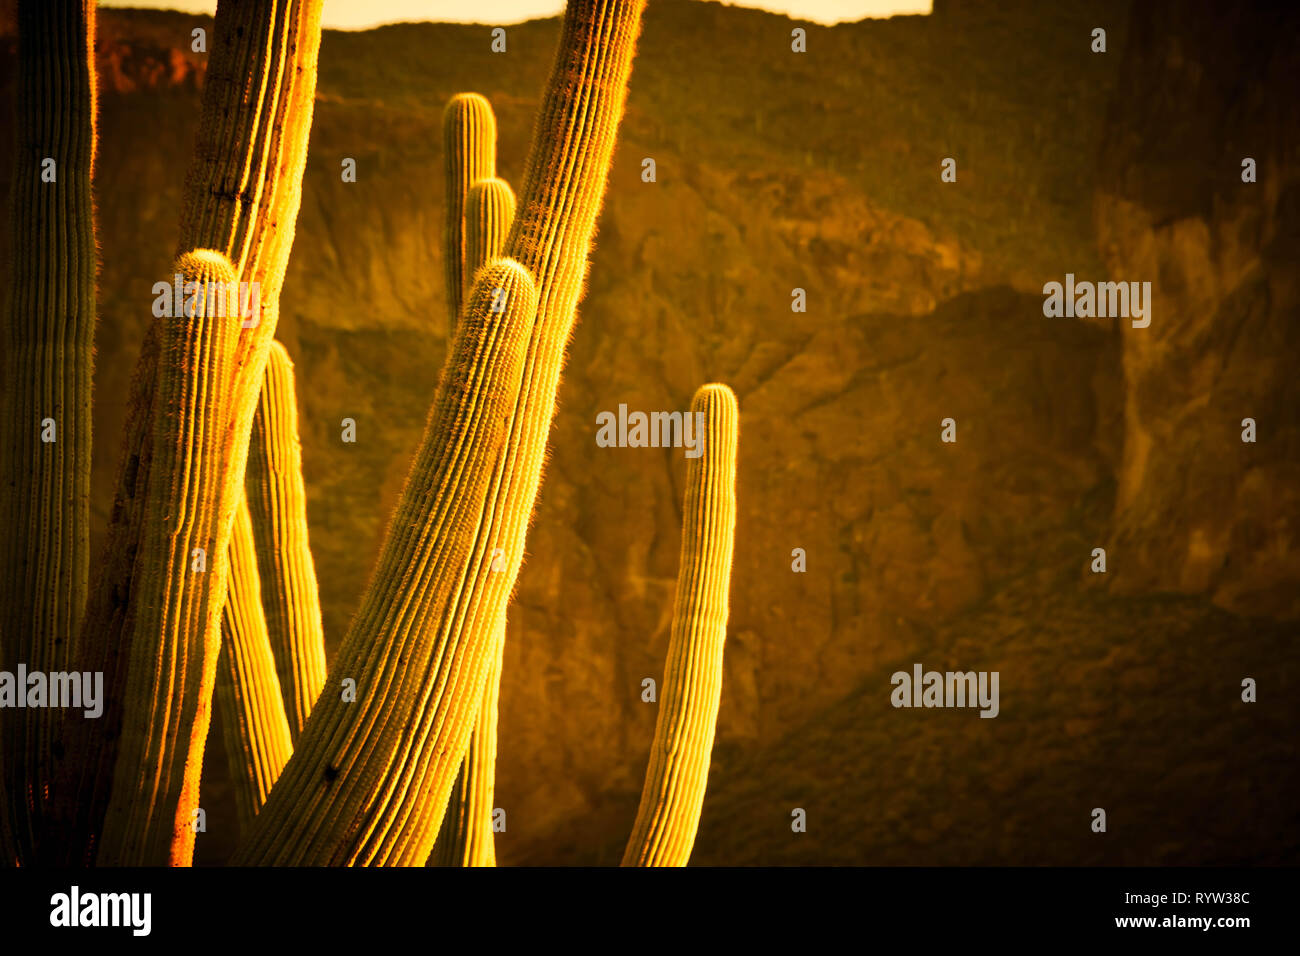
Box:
0;0;97;864
623;384;738;866
430;175;516;867
50;0;322;865
244;340;327;739
217;497;294;832
235;261;539;865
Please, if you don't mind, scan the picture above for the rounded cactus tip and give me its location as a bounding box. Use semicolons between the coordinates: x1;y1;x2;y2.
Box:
466;257;538;316
173;248;238;284
468;177;516;204
445;91;494;120
268;338;292;366
692;383;739;412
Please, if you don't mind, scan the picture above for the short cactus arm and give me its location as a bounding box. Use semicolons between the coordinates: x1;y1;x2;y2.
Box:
443;94;498;331
623;384;738;867
244;340;327;739
216;496;294;832
0;0;97;863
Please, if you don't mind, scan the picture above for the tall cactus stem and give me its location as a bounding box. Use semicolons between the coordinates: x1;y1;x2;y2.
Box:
216;496;294;833
623;384;738;867
245;340;327;739
0;0;97;863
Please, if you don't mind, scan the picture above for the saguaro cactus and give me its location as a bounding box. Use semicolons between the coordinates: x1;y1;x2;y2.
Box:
52;0;323;866
431;174;517;868
236;0;647;866
94;249;245;865
463;178;517;306
236;261;539;865
0;0;97;863
217;498;293;831
623;384;738;867
244;341;327;739
443;94;498;330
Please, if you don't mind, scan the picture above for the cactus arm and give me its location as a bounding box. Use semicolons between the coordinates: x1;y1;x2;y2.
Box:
244;340;327;739
443;94;498;332
462;178;517;312
235;261;538;865
91;250;241;865
217;496;294;832
430;176;516;867
0;0;97;863
430;620;503;867
623;384;738;867
52;0;322;865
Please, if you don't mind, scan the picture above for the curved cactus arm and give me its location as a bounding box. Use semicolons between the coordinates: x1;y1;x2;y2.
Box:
0;0;97;863
623;384;738;867
443;94;498;333
216;496;294;833
52;0;323;866
235;261;538;866
430;175;516;868
244;340;327;739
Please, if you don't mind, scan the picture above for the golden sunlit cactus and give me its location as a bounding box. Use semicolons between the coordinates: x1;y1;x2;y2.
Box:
51;0;323;866
431;174;517;868
463;178;517;307
623;384;738;867
444;93;498;330
431;624;502;867
217;497;294;832
235;260;538;865
244;340;327;739
0;0;97;864
93;249;244;866
235;0;646;866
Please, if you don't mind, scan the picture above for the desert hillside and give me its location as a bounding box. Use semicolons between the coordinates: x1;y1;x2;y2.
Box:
0;0;1295;865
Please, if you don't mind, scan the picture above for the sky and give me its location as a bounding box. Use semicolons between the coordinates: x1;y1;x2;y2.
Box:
99;0;933;30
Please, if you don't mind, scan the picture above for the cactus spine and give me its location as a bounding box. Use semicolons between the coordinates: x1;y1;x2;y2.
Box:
623;384;738;866
443;94;498;331
431;174;516;867
0;0;97;863
235;0;646;866
51;0;324;866
244;341;327;739
217;497;294;831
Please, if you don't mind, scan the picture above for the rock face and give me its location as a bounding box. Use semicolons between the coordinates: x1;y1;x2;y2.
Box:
1094;1;1300;617
0;0;1295;866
